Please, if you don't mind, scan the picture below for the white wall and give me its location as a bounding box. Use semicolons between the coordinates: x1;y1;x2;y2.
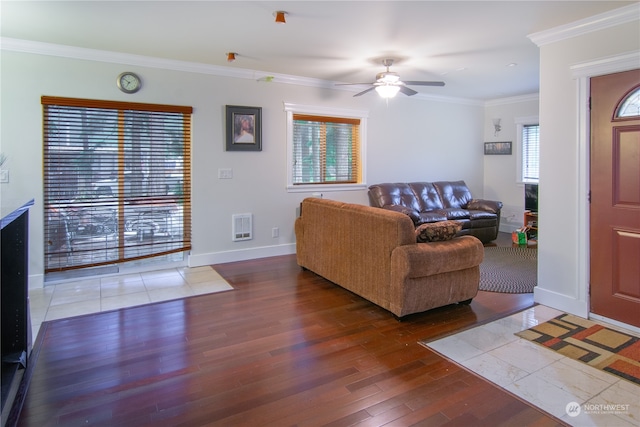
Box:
532;17;639;317
0;47;484;286
484;95;539;232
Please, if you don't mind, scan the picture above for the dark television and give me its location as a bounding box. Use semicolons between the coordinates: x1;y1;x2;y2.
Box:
525;183;538;213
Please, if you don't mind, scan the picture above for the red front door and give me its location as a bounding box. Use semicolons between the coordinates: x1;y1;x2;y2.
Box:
590;69;640;328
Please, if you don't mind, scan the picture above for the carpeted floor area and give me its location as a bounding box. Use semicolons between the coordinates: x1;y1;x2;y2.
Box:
479;246;537;293
516;313;640;386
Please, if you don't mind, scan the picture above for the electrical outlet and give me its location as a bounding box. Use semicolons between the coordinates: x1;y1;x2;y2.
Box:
272;227;279;238
218;168;233;179
0;169;8;183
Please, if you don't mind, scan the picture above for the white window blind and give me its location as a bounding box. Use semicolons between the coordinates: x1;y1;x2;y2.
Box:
292;114;360;185
522;124;539;182
42;97;192;272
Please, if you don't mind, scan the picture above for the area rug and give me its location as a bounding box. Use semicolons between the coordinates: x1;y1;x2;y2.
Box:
479;246;537;293
516;313;640;385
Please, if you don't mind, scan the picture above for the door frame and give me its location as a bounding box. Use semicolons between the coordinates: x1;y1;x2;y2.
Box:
571;51;640;333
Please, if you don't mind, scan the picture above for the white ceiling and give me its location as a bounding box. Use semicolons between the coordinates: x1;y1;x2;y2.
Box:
1;1;635;101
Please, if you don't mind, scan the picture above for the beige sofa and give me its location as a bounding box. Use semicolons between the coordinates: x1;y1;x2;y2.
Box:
294;198;484;318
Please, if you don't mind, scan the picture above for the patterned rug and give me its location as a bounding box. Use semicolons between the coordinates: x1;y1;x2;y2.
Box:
516;313;640;385
479;246;537;293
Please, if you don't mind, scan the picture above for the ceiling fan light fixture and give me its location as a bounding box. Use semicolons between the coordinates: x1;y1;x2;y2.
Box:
375;84;400;99
378;73;400;84
274;11;287;24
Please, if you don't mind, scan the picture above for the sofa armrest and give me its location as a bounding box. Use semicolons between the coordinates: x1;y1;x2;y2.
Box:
391;236;484;278
382;205;420;224
467;199;503;214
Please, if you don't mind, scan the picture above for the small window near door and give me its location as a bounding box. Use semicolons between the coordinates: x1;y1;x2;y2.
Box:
515;116;539;184
615;86;640;118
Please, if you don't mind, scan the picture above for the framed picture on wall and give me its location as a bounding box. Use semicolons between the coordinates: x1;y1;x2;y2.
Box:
226;105;262;151
484;141;512;155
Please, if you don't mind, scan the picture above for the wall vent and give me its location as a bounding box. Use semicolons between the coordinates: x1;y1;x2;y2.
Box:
232;213;252;241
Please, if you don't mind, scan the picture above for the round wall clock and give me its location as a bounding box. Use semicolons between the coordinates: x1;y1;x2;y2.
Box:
117;72;141;94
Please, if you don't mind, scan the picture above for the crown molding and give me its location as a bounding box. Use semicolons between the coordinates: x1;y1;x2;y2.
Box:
0;37;335;88
571;51;640;78
1;37;481;105
485;93;539;107
528;3;640;47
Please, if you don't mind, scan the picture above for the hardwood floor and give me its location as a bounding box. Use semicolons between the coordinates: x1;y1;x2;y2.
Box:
16;236;562;426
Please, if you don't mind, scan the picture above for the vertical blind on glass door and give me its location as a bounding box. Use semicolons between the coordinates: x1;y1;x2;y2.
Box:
42;96;192;272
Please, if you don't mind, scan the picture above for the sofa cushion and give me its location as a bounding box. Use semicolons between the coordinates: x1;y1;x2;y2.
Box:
368;183;423;212
408;182;444;211
435;208;470;220
433;181;473;209
415;211;448;225
416;220;463;243
468;210;497;220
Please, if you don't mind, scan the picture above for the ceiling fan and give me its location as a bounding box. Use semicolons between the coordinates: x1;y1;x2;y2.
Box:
337;59;445;98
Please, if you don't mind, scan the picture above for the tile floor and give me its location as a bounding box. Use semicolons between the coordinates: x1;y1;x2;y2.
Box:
424;305;640;427
28;265;234;340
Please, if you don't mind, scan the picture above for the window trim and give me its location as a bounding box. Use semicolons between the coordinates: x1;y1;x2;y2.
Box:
515;115;539;184
284;103;368;193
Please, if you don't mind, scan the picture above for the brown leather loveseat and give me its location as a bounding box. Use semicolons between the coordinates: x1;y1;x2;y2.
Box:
368;181;503;243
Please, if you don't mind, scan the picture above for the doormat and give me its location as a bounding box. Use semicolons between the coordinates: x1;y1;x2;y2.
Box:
515;313;640;385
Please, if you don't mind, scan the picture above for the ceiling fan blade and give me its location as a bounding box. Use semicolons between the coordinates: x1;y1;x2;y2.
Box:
353;87;376;97
335;82;375;86
403;81;446;87
399;86;418;96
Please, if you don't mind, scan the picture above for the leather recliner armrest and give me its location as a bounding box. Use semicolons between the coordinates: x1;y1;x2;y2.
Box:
467;199;503;213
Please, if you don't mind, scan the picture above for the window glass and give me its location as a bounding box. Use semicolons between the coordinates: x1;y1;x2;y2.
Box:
522;124;540;182
285;104;367;192
616;87;640;118
292;115;359;185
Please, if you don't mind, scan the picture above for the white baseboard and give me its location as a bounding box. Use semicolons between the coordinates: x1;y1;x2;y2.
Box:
188;243;297;267
28;273;44;290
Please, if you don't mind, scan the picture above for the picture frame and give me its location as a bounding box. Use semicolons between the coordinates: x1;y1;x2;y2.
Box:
226;105;262;151
484;141;512;155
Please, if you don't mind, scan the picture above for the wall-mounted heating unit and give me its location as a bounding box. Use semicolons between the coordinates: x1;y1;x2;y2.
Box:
232;213;252;241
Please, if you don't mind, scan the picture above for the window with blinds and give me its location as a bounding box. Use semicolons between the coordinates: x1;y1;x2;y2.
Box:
291;114;361;185
42;97;192;272
522;124;539;182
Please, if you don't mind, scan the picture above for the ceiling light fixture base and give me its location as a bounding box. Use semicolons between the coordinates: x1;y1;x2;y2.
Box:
274;11;287;24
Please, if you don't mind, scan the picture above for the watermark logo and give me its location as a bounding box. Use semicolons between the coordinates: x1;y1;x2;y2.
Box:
565;401;631;417
566;402;581;417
